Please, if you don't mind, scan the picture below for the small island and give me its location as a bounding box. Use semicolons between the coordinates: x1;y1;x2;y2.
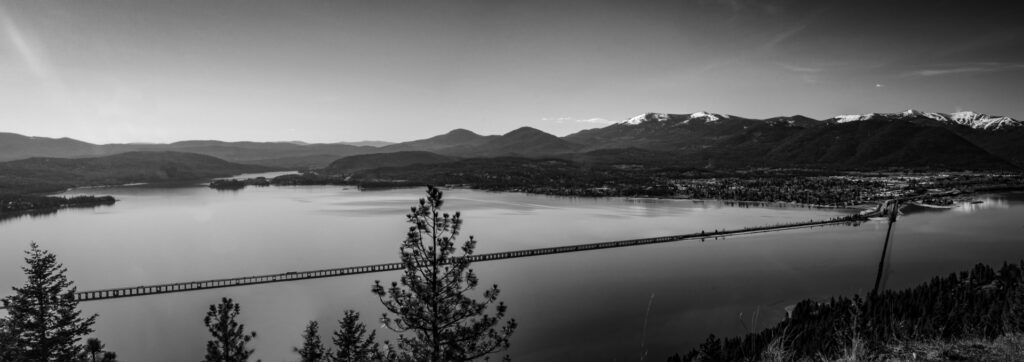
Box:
0;195;117;220
208;177;272;190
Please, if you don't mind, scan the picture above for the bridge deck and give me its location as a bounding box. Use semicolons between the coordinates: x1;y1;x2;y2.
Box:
5;215;864;306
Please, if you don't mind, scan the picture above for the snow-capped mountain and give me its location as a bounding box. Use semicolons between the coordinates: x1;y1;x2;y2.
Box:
689;111;730;122
621;111;731;125
623;112;669;125
945;111;1021;130
830;110;1022;130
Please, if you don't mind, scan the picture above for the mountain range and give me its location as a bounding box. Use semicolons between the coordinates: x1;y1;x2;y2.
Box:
2;110;1022;173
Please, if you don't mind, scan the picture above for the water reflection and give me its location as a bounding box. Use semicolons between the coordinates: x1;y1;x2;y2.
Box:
0;187;1021;361
213;171;300;180
901;193;1021;216
0;204;115;225
954;196;1011;213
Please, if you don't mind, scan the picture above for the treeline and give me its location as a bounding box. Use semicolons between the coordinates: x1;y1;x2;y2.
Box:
352;157;659;193
677;177;888;206
930;174;1024;193
332;156;1024;202
0;195;116;218
208;177;271;190
671;261;1024;361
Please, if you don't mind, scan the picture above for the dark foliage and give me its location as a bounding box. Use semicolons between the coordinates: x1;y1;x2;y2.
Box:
294;321;326;362
0;195;116;221
0;242;98;362
330;310;382;362
674;261;1024;361
81;337;119;362
203;297;257;362
0;313;17;361
209;178;271;190
209;179;247;190
371;186;516;361
350;157;679;197
680;177;887;206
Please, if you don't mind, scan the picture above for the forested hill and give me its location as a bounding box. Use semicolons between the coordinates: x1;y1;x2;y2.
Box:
670;261;1024;362
0;151;271;194
324;151;458;174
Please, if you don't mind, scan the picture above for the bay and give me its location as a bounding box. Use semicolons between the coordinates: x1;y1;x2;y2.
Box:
1;185;1021;361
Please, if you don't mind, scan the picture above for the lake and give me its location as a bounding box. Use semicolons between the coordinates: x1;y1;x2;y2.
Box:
1;182;1023;361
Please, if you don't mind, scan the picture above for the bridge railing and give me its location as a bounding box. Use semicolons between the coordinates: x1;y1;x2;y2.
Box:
36;214;868;305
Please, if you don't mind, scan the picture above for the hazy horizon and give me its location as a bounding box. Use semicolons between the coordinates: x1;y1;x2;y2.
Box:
5;106;1023;146
2;0;1023;144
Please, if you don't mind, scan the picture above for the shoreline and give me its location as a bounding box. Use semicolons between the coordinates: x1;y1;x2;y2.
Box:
652;195;872;212
0;196;117;220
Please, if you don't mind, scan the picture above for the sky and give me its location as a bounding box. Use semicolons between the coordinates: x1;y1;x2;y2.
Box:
1;0;1023;144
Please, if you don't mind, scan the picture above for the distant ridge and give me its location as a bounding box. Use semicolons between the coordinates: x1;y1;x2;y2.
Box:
325;151;457;174
2;109;1020;171
456;127;583;157
0;151;269;194
830;109;1022;131
0;135;383;169
0;132;105;161
560;110;1021;169
379;128;495;153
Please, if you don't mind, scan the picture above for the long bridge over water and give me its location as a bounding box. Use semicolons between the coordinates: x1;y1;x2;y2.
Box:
1;214;870;309
65;216;867;304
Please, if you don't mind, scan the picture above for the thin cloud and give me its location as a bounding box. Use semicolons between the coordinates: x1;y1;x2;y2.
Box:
903;62;1024;77
780;63;822;73
541;117;614;125
701;0;783;14
0;6;51;80
575;118;613;125
761;25;806;50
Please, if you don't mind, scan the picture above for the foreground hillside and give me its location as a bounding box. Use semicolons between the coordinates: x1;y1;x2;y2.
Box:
0;151;270;194
670;262;1024;362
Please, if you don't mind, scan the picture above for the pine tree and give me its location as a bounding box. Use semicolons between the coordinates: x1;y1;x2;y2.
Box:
697;334;723;362
294;320;326;362
80;337;119;362
0;317;17;362
371;186;516;361
101;351;119;362
1;242;97;361
330;310;381;362
85;338;105;362
202;297;257;362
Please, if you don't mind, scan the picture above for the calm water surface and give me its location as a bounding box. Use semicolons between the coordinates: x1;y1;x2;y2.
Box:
1;184;1022;361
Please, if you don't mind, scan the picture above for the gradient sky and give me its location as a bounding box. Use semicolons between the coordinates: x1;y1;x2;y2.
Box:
1;0;1023;144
